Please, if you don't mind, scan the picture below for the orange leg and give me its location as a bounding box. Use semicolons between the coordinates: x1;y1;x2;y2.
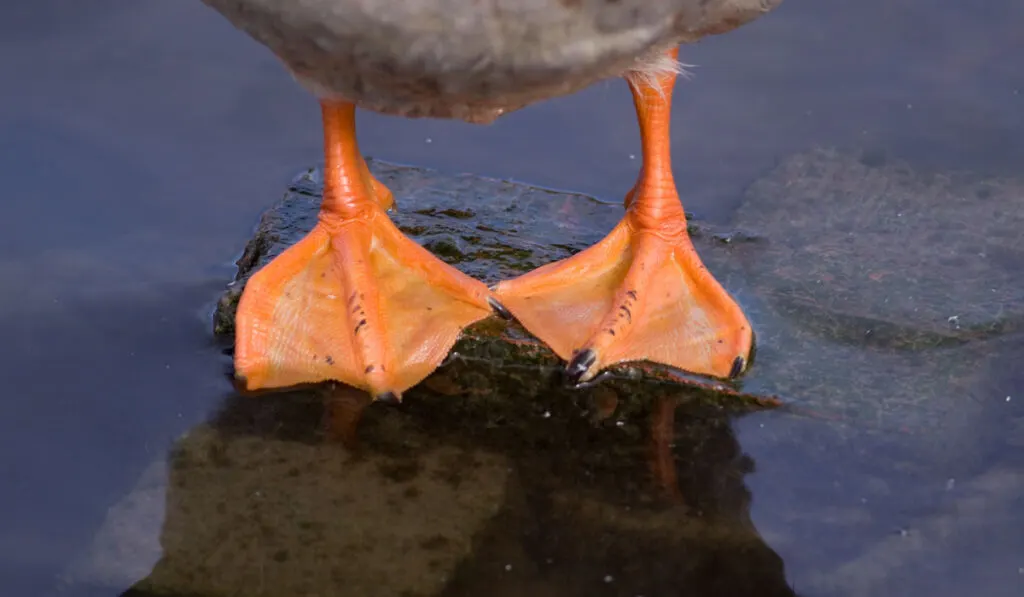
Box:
234;101;496;400
355;151;394;211
493;49;754;383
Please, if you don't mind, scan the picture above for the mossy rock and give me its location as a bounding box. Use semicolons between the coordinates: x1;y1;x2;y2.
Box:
211;158;781;421
212;151;1024;442
66;150;1024;597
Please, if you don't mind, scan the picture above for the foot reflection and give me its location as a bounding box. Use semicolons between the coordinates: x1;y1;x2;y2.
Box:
123;373;793;597
649;395;685;503
323;384;374;450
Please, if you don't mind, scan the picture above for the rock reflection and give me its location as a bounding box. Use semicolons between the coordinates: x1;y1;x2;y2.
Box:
122;378;792;597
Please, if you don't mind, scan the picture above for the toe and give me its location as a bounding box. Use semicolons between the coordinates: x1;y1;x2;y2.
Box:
374;391;402;405
566;348;598;385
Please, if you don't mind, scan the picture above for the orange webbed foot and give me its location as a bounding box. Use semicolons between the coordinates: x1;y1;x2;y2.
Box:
493;210;753;384
493;48;753;384
234;102;494;399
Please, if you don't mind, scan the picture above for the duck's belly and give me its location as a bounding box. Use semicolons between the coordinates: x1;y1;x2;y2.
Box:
202;0;780;123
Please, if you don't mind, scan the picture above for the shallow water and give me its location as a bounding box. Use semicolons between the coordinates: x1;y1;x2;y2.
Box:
1;0;1023;596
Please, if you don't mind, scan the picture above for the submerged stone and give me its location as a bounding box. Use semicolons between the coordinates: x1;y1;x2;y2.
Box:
735;147;1024;345
212;158;777;415
722;148;1024;464
212;152;1024;444
63;151;1024;597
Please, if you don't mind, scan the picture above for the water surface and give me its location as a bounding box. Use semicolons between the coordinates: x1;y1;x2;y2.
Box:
1;1;1022;595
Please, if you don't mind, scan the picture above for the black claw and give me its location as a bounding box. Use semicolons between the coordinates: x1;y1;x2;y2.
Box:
728;356;745;379
375;391;401;405
566;349;597;385
488;297;513;320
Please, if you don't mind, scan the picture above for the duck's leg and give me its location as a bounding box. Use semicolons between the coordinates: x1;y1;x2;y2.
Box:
493;50;753;383
234;100;494;400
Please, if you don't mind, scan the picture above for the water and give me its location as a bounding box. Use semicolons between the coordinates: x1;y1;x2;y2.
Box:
1;0;1022;595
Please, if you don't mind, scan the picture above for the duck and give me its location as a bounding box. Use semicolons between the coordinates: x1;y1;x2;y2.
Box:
200;0;783;402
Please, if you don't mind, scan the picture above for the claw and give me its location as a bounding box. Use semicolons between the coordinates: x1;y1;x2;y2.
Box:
490;49;754;384
488;297;513;320
566;348;598;385
728;356;745;379
375;391;402;405
232;101;491;395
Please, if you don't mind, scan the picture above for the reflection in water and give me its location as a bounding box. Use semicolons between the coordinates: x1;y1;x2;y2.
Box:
4;1;1024;595
123;383;792;597
324;386;375;450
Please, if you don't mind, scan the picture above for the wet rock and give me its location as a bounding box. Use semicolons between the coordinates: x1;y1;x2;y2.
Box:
212;154;1024;444
735;147;1024;345
212;158;777;412
713;147;1024;467
58;151;1024;596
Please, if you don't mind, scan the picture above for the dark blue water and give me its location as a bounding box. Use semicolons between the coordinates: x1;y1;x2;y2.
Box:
1;1;1022;596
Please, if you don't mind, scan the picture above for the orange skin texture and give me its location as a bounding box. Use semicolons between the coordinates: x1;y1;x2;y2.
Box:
493;48;753;382
234;103;492;399
234;48;753;398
